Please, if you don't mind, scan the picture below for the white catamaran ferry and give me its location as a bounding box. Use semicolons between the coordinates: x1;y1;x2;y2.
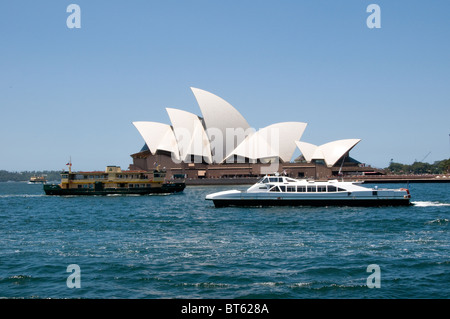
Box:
206;174;411;207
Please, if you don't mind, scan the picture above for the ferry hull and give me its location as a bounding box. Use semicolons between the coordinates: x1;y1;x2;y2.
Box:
44;183;185;196
210;198;411;208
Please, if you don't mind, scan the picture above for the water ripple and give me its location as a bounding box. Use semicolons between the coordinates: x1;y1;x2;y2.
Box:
0;182;449;298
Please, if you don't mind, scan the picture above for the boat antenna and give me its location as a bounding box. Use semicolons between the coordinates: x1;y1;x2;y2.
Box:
338;154;346;181
66;156;72;173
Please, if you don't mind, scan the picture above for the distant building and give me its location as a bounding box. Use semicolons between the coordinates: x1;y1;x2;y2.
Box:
129;88;378;182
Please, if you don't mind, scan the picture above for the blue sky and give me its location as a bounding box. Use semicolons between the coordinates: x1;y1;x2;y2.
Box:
1;0;449;171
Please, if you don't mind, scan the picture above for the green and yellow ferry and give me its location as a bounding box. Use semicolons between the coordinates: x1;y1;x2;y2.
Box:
43;165;185;196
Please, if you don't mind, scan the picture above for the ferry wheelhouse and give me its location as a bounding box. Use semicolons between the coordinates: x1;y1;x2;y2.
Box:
206;174;411;207
44;165;185;195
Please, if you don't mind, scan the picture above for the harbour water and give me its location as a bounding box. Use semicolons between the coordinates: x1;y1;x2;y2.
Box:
0;182;449;299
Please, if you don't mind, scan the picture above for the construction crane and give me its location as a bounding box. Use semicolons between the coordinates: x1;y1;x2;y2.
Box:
420;152;431;162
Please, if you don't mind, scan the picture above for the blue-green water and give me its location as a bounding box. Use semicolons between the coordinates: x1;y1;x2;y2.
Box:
0;182;449;299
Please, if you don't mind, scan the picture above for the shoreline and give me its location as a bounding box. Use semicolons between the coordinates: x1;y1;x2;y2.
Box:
185;175;450;185
1;175;449;185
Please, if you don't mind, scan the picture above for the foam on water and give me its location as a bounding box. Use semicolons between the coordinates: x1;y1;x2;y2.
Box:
412;201;450;207
0;194;45;198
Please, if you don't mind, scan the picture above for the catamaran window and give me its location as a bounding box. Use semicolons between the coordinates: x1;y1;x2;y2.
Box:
297;186;306;192
259;177;269;184
337;187;346;192
307;186;316;192
279;186;286;192
327;185;337;192
278;178;284;183
270;186;280;192
286;178;297;183
317;186;327;192
287;186;296;192
269;177;278;183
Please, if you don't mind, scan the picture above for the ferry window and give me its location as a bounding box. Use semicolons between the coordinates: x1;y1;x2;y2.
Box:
129;184;134;188
307;186;316;192
317;186;326;192
269;177;278;183
270;186;280;192
286;178;297;183
327;186;337;192
278;178;284;183
297;186;306;192
62;175;68;179
260;177;269;184
279;186;286;192
78;185;82;189
337;187;346;192
287;186;295;192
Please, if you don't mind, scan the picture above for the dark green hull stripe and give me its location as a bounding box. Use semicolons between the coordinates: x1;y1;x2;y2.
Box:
44;183;185;195
211;198;411;207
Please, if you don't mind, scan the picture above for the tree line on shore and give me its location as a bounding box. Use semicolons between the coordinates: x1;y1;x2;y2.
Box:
0;170;62;182
0;158;449;182
384;159;450;175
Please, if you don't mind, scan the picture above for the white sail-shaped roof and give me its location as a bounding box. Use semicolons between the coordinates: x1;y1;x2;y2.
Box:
166;108;212;163
190;87;251;162
133;121;180;161
295;139;361;167
295;141;320;162
225;122;308;163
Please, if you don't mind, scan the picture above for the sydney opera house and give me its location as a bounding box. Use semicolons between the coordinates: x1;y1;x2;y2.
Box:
129;88;377;182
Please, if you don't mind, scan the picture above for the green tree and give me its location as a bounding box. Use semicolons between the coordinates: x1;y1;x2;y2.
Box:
385;158;450;175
